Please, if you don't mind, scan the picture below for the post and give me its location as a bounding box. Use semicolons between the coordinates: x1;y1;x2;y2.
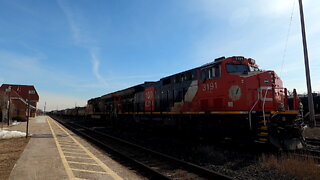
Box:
5;86;12;126
298;0;316;126
26;98;29;138
26;90;35;138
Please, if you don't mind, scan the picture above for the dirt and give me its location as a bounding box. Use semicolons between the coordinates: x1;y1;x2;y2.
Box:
0;137;30;180
303;126;320;139
0;122;8;129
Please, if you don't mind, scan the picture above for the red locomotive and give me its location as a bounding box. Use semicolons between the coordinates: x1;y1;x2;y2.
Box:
74;56;304;149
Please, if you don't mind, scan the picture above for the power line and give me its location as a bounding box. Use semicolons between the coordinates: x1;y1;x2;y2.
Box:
280;0;296;78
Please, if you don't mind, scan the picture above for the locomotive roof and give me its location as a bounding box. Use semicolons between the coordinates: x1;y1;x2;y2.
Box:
160;56;226;81
88;56;247;103
99;81;155;100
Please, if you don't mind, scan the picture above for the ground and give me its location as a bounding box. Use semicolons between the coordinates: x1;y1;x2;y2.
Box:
0;137;29;180
303;126;320;139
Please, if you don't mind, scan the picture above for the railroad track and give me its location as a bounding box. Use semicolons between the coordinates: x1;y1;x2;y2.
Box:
290;137;320;163
302;138;320;158
304;138;320;147
51;116;233;180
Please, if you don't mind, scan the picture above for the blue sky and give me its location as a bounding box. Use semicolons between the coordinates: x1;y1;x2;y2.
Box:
0;0;319;111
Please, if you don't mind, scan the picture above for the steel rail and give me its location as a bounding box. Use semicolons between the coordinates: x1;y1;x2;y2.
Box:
51;116;233;180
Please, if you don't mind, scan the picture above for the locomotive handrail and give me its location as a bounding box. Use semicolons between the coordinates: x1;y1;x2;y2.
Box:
248;89;260;130
262;87;272;126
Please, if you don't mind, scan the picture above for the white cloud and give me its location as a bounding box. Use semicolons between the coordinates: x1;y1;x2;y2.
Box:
57;0;94;46
90;49;107;86
57;0;107;86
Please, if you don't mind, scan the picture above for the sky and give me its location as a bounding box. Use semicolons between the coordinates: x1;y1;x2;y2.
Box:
0;0;319;111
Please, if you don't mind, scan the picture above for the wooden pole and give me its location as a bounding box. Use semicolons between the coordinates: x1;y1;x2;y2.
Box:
298;0;316;126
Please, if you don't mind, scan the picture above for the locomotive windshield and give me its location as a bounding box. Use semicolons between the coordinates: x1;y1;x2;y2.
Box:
226;64;249;73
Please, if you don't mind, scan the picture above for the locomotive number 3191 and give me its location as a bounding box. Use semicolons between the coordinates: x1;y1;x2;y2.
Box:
202;82;218;91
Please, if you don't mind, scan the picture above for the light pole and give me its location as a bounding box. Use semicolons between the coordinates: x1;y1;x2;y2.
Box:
5;86;12;126
298;0;315;126
26;90;35;138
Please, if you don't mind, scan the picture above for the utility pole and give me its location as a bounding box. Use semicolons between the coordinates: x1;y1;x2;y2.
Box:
298;0;315;126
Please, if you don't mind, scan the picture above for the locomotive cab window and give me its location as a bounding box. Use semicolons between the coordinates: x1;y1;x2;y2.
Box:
201;65;220;81
249;66;260;72
226;64;249;73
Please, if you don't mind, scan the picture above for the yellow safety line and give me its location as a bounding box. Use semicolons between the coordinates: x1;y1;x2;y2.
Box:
68;161;100;166
47;118;75;180
65;156;92;160
71;168;108;174
50;117;123;180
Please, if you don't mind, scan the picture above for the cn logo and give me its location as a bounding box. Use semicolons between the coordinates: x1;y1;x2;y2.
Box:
144;87;155;111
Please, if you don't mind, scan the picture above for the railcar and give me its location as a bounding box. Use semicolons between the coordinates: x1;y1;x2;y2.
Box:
86;56;304;149
297;93;320;114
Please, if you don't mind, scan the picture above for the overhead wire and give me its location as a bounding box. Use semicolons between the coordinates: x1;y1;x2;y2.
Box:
280;0;296;79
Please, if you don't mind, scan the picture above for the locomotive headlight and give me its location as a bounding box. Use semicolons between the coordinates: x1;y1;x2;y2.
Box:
264;79;269;83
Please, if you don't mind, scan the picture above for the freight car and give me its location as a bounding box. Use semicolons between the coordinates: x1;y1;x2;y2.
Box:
58;56;305;150
290;93;320;125
298;93;320;114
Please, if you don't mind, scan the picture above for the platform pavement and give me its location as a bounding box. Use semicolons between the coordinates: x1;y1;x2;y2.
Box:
8;116;142;180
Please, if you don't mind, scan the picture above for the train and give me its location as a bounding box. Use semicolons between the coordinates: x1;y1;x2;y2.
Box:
52;56;305;150
296;93;320;114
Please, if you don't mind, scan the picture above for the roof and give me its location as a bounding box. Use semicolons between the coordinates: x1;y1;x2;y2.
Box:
0;84;39;102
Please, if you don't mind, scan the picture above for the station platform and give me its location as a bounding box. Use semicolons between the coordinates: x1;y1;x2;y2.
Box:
8;116;143;180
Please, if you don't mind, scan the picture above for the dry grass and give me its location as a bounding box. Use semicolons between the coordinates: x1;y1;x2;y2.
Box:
0;137;30;180
260;153;320;180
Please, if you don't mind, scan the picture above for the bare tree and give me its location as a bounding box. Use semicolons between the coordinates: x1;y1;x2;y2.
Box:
0;91;9;122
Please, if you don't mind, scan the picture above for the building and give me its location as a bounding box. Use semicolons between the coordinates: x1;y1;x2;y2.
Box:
0;84;39;122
